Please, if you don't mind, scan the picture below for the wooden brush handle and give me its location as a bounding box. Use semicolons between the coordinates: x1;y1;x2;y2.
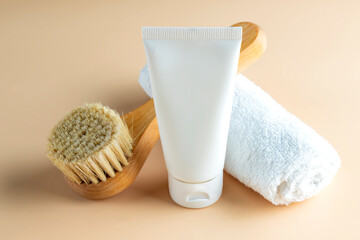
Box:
233;22;267;73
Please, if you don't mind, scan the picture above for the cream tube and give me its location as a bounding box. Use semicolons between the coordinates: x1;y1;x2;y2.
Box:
142;27;242;208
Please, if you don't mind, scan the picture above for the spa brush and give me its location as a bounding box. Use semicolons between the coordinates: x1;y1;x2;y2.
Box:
48;101;158;199
47;22;266;199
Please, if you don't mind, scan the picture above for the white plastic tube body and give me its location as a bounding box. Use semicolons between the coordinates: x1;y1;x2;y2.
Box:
143;27;242;208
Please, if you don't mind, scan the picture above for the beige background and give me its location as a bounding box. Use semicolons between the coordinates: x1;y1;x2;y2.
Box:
1;0;359;239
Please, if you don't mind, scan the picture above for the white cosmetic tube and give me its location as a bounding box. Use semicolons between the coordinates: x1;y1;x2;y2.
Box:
142;27;242;208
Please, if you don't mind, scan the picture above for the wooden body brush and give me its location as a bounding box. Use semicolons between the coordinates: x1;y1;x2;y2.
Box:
47;22;267;199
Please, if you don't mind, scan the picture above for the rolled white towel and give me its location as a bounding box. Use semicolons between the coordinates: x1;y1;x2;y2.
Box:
138;65;341;205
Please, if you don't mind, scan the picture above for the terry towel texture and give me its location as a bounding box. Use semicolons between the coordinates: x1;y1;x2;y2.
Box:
138;65;341;205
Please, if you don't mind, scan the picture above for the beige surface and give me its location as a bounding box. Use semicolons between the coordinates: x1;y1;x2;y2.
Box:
0;0;359;239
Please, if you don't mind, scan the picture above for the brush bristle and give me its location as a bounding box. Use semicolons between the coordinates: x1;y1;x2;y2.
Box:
47;103;133;184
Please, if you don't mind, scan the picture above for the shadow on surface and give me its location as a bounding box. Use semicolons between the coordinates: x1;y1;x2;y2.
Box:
222;172;275;208
3;159;86;204
3;156;170;207
95;79;150;116
131;177;172;204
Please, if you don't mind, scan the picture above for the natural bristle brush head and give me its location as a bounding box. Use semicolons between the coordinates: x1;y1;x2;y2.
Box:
47;103;133;185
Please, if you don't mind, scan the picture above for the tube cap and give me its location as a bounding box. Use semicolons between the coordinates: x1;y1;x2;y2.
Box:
168;172;223;208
